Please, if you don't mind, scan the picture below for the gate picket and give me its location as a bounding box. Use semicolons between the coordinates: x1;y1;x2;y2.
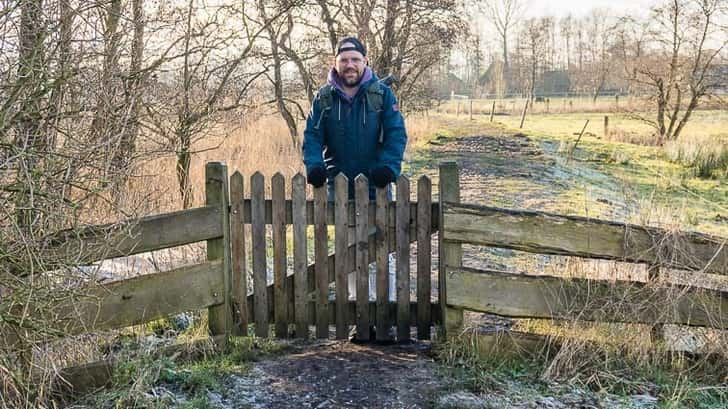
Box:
417;176;432;339
314;185;329;338
334;174;349;339
292;174;309;338
251;172;268;337
396;176;411;341
375;187;391;341
272;173;288;338
355;175;370;341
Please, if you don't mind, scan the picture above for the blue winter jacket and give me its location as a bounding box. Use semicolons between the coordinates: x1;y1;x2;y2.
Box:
302;68;407;199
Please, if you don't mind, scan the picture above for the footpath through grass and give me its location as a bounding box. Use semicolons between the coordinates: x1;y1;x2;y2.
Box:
407;110;728;237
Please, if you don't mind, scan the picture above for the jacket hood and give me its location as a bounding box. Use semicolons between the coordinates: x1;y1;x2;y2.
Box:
327;66;376;102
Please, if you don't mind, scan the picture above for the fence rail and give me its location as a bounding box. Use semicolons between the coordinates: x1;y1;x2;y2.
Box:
440;181;728;337
442;203;728;275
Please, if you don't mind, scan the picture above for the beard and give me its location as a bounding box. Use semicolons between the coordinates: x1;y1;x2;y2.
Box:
341;69;363;86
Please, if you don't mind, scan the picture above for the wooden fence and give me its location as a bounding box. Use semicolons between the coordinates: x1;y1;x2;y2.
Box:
2;162;450;353
5;160;728;393
439;166;728;341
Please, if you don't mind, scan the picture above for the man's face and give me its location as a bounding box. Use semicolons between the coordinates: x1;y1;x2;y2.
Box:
335;44;366;87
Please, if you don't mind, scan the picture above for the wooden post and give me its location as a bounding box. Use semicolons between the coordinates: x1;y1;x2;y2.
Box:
456;101;460;116
546;98;550;113
519;101;528;129
469;99;473;121
251;172;268;337
396;176;411;341
314;185;329;339
271;173;288;338
439;162;463;337
355;175;370;341
334;174;349;339
291;174;308;338
490;101;495;122
375;186;391;342
566;119;590;164
648;264;665;346
615;94;619;108
205;162;232;347
229;171;248;336
604;115;609;138
417;176;432;340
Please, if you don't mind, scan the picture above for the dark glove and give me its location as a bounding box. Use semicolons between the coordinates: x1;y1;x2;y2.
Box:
371;166;395;188
307;165;326;188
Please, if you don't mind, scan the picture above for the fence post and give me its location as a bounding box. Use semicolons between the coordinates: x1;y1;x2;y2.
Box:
490;101;495;122
439;162;463;337
604;115;609;138
519;101;528;129
205;162;233;347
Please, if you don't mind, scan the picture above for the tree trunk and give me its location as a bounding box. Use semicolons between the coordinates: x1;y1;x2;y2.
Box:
111;0;145;187
176;125;193;209
14;0;45;230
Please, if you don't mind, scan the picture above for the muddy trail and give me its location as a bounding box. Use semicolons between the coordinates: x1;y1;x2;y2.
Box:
200;339;444;409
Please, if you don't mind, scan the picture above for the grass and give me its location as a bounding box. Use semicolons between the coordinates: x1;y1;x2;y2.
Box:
71;335;286;408
412;110;728;236
437;328;728;408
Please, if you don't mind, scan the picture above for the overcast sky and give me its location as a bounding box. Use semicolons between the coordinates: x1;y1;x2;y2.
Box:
522;0;657;17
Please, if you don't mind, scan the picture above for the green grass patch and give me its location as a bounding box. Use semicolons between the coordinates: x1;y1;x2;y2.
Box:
72;336;287;408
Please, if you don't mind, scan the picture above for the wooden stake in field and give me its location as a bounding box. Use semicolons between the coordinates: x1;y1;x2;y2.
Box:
604;115;609;138
566;119;590;163
490;101;495;122
519;101;528;129
456;101;460;116
469;99;473;121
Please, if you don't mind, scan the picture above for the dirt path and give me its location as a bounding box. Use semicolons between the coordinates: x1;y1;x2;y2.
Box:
211;340;444;409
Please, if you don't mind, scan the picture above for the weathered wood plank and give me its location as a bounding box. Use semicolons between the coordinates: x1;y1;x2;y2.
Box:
442;203;728;275
397;176;411;341
376;187;392;342
230;171;248;336
58;262;223;336
439;162;463;336
292;174;309;338
417;176;432;340
335;174;349;339
272;173;288;338
314;186;329;339
206;162;232;342
239;199;438;230
251;172;268;337
447;267;728;329
355;176;371;341
41;206;222;273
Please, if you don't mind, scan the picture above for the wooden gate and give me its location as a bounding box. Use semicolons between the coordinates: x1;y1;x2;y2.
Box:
208;162;451;341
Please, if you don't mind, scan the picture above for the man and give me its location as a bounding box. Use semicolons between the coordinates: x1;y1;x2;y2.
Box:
302;37;407;199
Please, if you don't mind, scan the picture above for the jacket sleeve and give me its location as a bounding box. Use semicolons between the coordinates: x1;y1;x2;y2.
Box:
302;93;326;173
377;87;407;177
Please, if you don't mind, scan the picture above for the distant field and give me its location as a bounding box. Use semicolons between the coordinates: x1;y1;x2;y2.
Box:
435;96;726;116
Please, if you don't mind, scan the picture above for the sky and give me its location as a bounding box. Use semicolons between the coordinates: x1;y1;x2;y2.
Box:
522;0;657;18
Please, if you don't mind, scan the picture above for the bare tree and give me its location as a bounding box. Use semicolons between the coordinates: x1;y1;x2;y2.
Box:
621;0;727;141
478;0;523;94
519;17;549;103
